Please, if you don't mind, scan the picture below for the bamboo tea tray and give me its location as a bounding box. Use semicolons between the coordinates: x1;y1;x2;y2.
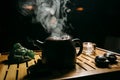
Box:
0;48;120;80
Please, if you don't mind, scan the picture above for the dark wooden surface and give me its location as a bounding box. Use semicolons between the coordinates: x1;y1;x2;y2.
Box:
0;48;120;80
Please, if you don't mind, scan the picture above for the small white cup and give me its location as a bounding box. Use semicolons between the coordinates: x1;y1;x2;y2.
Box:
82;42;96;55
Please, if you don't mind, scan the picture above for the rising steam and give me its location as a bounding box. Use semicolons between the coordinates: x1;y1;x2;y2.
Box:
35;0;70;37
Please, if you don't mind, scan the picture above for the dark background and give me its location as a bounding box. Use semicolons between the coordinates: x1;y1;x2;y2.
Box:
0;0;120;52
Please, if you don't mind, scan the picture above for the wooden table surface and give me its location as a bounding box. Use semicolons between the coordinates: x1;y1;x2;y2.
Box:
0;48;120;80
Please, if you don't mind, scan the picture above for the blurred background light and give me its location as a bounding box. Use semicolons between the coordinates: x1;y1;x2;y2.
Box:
76;7;84;12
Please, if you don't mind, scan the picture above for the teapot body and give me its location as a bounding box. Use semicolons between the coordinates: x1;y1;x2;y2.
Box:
42;38;76;70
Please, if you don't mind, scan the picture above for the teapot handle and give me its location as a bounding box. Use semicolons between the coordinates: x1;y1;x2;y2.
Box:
33;40;44;50
72;38;83;56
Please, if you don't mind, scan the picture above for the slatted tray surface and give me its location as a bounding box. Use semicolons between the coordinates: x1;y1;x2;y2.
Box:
0;48;120;80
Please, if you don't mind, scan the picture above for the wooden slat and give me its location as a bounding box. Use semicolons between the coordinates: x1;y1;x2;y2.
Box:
0;55;8;62
34;54;41;64
80;54;98;69
75;64;86;72
76;59;94;71
6;64;17;80
0;64;8;80
95;48;107;55
18;63;27;80
0;54;8;80
28;59;35;67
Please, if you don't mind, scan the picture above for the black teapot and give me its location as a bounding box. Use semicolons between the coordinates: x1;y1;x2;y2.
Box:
35;35;83;70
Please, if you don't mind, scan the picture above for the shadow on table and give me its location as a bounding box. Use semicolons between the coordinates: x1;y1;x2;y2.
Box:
23;60;76;80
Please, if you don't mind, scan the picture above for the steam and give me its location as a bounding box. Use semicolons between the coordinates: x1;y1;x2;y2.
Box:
35;0;70;37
